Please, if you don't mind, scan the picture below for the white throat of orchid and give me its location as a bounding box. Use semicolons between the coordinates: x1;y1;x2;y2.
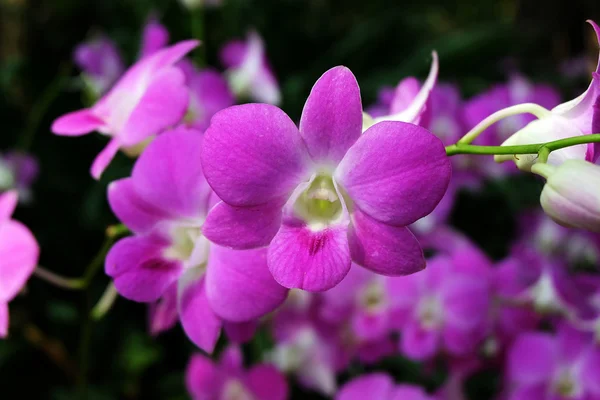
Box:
552;368;582;399
529;273;564;314
417;295;443;329
358;280;388;312
0;161;15;191
292;174;346;231
222;379;255;400
163;222;209;271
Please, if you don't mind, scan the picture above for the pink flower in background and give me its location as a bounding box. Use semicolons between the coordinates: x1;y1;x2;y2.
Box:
53;40;198;179
74;35;125;96
336;373;436;400
105;128;287;352
0;191;39;338
0;152;39;203
506;324;600;400
139;18;170;59
363;52;438;129
391;251;491;361
220;31;281;105
201;66;451;292
186;346;288;400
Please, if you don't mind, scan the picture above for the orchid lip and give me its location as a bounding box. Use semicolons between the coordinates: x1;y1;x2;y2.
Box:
162;219;209;270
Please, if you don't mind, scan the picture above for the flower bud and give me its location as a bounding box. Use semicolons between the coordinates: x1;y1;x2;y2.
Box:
532;160;600;231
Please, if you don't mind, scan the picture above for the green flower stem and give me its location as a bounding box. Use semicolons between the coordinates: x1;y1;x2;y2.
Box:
457;103;551;145
90;282;118;320
33;224;129;290
446;133;600;158
191;7;206;66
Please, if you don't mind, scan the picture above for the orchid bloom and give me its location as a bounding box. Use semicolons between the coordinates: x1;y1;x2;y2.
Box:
52;40;198;179
0;191;39;338
336;373;436;400
0;152;38;203
105;127;287;352
201;66;451;292
362;52;438;130
220;31;281;105
495;21;600;171
186;346;288;400
139;18;170;59
506;324;600;400
73;35;125;97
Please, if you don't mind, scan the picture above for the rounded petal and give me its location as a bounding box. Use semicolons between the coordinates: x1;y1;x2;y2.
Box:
348;210;425;276
0;220;39;302
202;104;310;207
206;245;288;321
51;109;104;136
245;364;289;400
105;235;182;303
336;373;394;400
203;200;283;249
132;127;211;219
507;333;556;386
120;67;190;146
185;354;223;399
178;274;222;353
268;222;351;292
299;66;363;165
336;121;451;226
108;178;172;234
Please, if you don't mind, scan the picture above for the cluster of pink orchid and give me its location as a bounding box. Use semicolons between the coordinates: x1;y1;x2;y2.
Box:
3;14;600;400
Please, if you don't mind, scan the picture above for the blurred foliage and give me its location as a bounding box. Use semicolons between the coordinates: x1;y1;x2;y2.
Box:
0;0;599;398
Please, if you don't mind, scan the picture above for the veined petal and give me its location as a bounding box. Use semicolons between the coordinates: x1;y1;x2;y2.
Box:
202;104;311;207
348;210;425;276
0;220;39;303
0;190;18;221
205;245;288;321
336;373;395;400
299;66;363;165
268;222;351;292
120;67;189;146
105;235;182;302
178;272;222;353
51;109;105;136
132;127;211;219
108;178;172;234
203;200;283;249
336;121;451;226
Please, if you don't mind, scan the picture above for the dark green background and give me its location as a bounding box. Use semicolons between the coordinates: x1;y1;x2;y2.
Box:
0;0;599;398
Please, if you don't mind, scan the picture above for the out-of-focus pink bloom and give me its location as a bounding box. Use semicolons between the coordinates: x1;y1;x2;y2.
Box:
363;53;438;130
220;31;281;105
495;21;600;171
390;248;492;361
506;324;600;400
336;373;436;400
0;191;39;338
531;160;600;232
139;18;170;59
105;127;287;352
201;66;451;292
0;152;38;203
74;35;125;97
186;345;288;400
53;40;198;179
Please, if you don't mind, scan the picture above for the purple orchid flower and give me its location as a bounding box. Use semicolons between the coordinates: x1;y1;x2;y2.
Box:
336;373;436;400
139;18;170;59
363;53;438;130
220;31;281;105
390;251;491;361
105;127;288;352
53;40;199;179
496;21;600;170
74;35;125;97
0;191;39;338
0;152;39;203
186;345;288;400
506;324;600;400
201;66;451;292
